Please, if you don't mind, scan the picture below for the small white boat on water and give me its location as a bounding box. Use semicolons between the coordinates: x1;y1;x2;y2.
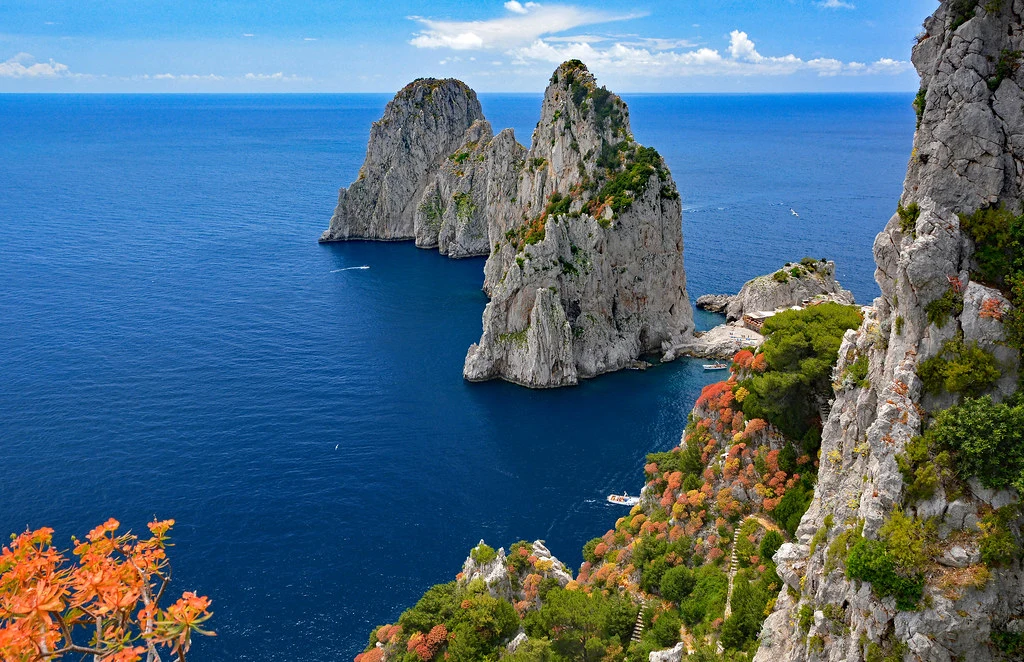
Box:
607;493;640;506
703;363;729;371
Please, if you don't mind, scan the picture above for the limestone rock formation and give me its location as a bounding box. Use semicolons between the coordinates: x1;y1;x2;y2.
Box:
459;540;572;605
322;63;692;387
464;61;693;387
754;3;1024;660
697;260;854;322
694;293;731;314
320;78;526;257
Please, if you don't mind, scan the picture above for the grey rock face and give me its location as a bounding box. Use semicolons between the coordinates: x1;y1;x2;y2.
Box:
464;61;693;387
320;78;486;245
754;3;1024;661
695;293;731;313
323;63;693;387
648;642;686;662
720;260;854;322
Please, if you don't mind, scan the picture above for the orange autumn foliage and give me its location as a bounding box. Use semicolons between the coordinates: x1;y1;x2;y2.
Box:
0;519;213;662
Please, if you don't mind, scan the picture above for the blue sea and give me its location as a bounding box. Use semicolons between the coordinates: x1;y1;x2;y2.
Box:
0;93;913;660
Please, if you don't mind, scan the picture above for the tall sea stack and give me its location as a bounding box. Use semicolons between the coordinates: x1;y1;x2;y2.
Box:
462;61;693;388
321;61;694;388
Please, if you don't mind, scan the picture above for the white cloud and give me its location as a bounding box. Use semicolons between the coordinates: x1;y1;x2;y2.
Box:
0;52;72;78
242;33;255;37
728;30;761;62
304;37;318;41
409;4;644;51
504;1;539;14
243;72;307;81
816;0;856;8
151;73;223;81
509;31;910;78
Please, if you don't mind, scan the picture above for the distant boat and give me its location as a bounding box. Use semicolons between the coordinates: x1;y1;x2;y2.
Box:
703;363;729;371
607;494;640;506
790;209;799;217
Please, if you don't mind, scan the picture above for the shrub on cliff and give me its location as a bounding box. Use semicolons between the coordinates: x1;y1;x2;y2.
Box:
917;335;1000;397
927;395;1024;491
659;565;696;603
522;587;638;660
740;303;862;446
679;565;728;627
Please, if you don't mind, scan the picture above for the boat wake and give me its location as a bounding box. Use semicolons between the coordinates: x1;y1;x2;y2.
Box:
331;266;371;272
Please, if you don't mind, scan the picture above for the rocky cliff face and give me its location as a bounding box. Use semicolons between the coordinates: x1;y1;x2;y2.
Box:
463;61;693;387
320;78;518;256
697;260;855;322
323;63;692;387
755;2;1024;660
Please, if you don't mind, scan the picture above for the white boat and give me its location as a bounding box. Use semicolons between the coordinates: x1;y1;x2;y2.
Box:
703;363;729;371
607;493;640;506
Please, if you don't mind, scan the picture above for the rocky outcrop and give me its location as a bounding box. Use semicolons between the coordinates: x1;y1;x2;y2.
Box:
754;3;1024;661
697;260;854;322
320;78;527;258
459;540;572;604
323;63;693;387
666;323;764;360
463;61;693;387
694;293;731;314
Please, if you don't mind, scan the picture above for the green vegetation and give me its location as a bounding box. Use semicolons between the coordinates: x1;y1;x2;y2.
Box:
759;530;783;561
720;566;780;652
895;434;951;504
992;627;1024;657
772;270;789;284
989;49;1022;91
544;192;573;219
926;395;1024;491
394;579;520;662
958;205;1024;360
798;604;814;632
471;542;497;565
846;355;870;388
845;511;932;611
913;88;927;128
979;506;1021;566
592;145;666;217
925;287;964;328
773;478;815;537
949;0;979;31
740;303;863;447
917;335;1000;397
897;202;920;238
453;192;476;221
679;565;729;629
959;205;1023;287
659;565;696;604
523;588;638;661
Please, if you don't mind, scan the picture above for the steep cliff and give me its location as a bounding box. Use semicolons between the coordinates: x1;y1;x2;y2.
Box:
697;260;855;322
323;63;692;387
755;2;1024;660
464;61;694;387
319;78;507;254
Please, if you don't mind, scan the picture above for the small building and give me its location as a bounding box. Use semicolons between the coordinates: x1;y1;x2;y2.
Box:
742;311;776;332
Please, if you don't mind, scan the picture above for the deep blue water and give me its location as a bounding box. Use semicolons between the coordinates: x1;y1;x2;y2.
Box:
0;93;913;660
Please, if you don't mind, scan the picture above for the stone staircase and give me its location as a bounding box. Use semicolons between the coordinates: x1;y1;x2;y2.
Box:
630;604;646;644
723;525;743;619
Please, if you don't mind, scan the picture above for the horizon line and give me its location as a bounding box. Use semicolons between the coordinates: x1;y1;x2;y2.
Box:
0;90;919;96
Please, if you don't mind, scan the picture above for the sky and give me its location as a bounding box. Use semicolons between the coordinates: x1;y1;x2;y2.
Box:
0;0;938;93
